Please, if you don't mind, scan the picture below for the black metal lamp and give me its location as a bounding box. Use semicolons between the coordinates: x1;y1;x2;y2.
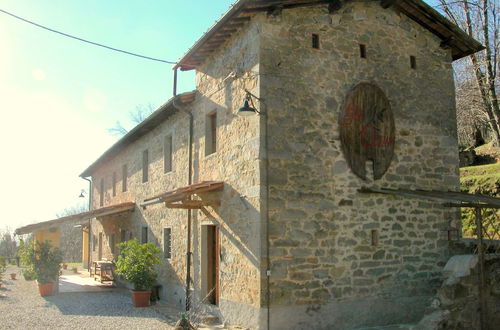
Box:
237;92;260;116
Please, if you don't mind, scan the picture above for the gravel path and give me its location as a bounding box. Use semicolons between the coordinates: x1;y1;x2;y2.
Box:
0;266;177;329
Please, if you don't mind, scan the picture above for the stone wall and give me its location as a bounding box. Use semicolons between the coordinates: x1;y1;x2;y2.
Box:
425;254;500;329
260;2;459;328
89;18;263;327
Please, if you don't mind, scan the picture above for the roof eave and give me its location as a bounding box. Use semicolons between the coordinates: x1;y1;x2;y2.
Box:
80;91;196;178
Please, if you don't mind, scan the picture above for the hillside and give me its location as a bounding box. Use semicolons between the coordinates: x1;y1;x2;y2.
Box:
459;143;500;239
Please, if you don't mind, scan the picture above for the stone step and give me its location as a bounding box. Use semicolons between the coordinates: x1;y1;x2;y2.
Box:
200;315;221;326
353;324;414;330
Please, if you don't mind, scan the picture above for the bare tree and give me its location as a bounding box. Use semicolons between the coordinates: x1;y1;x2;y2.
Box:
0;227;18;258
438;0;500;146
108;103;156;137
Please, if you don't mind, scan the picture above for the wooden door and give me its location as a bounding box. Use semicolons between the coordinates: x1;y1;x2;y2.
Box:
98;232;103;260
206;226;220;305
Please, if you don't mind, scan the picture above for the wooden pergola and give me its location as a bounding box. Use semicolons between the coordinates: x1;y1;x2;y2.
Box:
360;187;500;330
140;181;224;210
15;202;136;235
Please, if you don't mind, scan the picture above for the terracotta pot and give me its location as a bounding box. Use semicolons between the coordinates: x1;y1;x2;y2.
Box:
10;273;16;280
131;290;151;307
38;282;54;296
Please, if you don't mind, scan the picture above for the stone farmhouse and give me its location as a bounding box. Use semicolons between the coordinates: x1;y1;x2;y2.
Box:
16;0;486;328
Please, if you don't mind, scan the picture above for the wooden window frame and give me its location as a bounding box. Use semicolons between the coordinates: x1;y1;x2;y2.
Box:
312;33;320;49
142;149;149;183
112;172;116;197
359;44;367;58
206;112;217;156
122;164;127;192
164;135;173;173
99;178;104;207
141;226;148;244
163;228;172;259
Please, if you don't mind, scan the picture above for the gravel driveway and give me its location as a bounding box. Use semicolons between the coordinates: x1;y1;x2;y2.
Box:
0;267;177;329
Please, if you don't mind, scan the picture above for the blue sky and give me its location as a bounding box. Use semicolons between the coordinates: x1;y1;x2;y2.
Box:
0;0;234;231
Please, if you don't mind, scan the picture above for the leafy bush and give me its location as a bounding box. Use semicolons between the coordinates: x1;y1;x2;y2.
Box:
115;239;161;291
17;240;36;280
28;241;63;284
0;256;6;277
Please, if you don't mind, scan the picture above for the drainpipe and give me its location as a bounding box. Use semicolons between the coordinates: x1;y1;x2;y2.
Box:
263;100;271;330
82;177;92;271
173;93;194;312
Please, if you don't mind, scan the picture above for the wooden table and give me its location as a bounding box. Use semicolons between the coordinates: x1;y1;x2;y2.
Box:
91;261;115;283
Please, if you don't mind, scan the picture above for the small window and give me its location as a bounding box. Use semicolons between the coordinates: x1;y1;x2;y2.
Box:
92;236;97;252
122;164;127;192
163;228;172;259
99;178;104;207
359;44;367;58
129;232;133;241
112;172;116;197
164;135;173;173
142;149;149;183
410;55;417;69
110;234;116;254
371;230;379;246
312;33;320;49
120;229;127;243
206;112;217;156
141;227;148;244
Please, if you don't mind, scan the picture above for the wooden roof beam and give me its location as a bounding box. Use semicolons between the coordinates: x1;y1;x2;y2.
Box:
380;0;397;9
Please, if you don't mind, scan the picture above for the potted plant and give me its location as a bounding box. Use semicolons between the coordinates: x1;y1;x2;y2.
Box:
115;238;161;307
10;273;16;280
62;264;68;270
29;241;63;296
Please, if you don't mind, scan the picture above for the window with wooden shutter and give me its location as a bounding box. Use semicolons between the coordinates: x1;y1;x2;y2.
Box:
163;228;172;259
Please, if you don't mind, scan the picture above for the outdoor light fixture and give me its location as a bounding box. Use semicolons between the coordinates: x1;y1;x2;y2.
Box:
79;189;86;198
237;91;261;116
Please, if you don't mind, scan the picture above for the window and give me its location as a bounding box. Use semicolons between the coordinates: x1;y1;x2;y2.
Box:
206;112;217;156
312;33;320;49
371;230;379;246
142;149;149;183
359;44;367;58
99;178;104;207
164;135;173;173
93;236;97;252
110;234;116;254
120;229;127;243
410;55;417;69
112;172;116;197
122;164;127;192
141;227;148;244
163;228;172;259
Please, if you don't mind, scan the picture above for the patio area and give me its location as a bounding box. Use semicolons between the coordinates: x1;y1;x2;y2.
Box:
59;271;118;293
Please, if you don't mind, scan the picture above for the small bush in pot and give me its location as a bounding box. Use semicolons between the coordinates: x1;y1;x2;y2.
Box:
29;241;63;296
115;239;161;307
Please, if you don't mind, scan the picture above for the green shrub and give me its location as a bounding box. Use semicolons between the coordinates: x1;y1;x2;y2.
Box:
28;241;63;284
115;239;161;291
0;256;6;275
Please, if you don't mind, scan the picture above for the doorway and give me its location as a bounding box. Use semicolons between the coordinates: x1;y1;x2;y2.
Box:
201;225;219;305
98;232;103;260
